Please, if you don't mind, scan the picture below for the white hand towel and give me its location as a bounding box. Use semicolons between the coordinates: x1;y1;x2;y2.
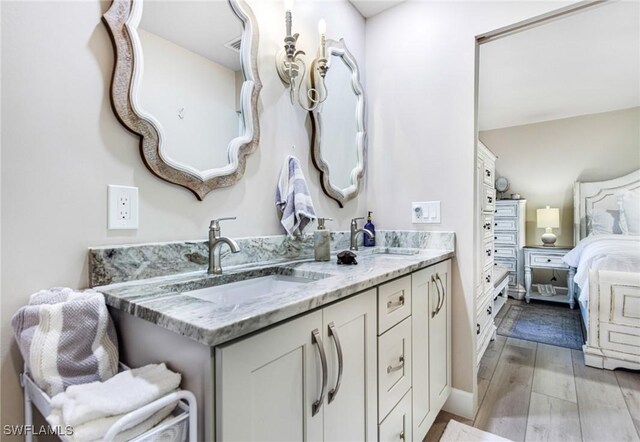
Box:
276;155;317;237
48;401;176;442
49;363;181;428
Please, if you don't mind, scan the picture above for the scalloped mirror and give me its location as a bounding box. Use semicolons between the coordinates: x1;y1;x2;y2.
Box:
310;39;366;208
103;0;261;200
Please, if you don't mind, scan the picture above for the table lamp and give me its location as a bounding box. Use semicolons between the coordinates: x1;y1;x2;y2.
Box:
537;206;560;246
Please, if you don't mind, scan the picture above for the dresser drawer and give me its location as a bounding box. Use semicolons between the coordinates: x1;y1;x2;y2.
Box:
494;231;517;245
494;218;518;231
527;252;568;269
378;317;412;421
494;258;516;272
494;246;517;260
483;186;496;212
483;162;495;186
378;276;411;335
495;203;518;218
379;389;412;442
482;214;494;239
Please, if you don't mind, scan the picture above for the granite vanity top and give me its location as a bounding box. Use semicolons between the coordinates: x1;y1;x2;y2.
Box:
96;247;454;346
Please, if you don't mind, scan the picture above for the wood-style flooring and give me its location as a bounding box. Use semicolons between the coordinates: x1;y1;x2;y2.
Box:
425;336;640;442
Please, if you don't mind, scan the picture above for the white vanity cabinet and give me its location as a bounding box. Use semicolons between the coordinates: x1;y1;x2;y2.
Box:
411;260;452;441
216;289;378;441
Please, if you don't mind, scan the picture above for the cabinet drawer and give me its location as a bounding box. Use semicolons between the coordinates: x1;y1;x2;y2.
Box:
495;203;517;218
483;187;496;212
378;276;412;335
483;266;493;294
494;218;518;231
378;317;412;422
483;162;495;186
528;253;568;269
482;214;494;239
494;258;516;272
379;389;412;442
476;308;494;351
494;246;517;260
494;231;517;245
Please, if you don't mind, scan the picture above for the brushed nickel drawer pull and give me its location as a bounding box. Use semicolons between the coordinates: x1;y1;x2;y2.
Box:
431;274;441;318
311;328;328;416
436;273;446;314
400;430;405;440
327;323;343;404
387;355;405;374
387;295;405;310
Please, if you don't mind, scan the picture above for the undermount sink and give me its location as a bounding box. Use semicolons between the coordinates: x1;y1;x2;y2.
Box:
161;268;329;304
361;248;420;257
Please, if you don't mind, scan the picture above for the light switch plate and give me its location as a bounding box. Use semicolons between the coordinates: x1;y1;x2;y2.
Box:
108;185;139;230
412;201;441;224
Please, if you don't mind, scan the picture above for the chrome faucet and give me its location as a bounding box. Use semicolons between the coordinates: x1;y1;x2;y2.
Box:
208;217;241;275
350;217;374;251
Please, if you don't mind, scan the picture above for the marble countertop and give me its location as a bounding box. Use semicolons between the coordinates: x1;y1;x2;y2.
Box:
97;247;454;347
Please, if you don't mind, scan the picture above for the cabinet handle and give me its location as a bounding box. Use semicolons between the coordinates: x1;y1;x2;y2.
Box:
486;274;491;283
311;329;328;416
477;323;481;335
387;355;405;374
547;259;551;263
431;274;441;318
436;273;446;314
487;196;493;203
387;295;405;310
327;323;343;404
487;306;492;315
400;431;405;440
486;249;491;257
485;169;491;177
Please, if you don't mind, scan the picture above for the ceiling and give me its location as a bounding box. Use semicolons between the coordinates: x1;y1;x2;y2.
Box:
479;1;640;131
348;0;406;18
140;1;242;71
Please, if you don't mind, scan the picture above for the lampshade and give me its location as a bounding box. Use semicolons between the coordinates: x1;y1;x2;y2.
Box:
537;206;560;229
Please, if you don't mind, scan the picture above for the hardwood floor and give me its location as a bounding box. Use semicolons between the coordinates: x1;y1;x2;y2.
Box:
425;337;640;442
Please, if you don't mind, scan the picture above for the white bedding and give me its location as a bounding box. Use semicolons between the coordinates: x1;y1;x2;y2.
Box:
563;234;640;302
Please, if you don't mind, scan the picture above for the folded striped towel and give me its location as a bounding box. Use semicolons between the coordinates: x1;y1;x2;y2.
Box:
11;288;119;396
276;155;317;238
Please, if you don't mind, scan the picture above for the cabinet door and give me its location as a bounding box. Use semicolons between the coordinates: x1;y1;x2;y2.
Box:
430;260;452;412
216;310;324;442
411;266;437;441
323;289;377;442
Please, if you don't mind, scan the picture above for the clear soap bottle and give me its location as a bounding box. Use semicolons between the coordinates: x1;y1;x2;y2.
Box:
314;218;333;261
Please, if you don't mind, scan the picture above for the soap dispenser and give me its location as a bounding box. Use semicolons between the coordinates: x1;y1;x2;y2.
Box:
314;218;333;261
364;211;376;247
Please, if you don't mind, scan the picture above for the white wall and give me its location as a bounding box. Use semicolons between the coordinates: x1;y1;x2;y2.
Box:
481;107;640;247
365;0;575;406
0;0;365;428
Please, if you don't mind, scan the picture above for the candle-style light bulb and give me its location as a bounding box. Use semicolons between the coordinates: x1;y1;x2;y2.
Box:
318;18;326;58
284;0;294;37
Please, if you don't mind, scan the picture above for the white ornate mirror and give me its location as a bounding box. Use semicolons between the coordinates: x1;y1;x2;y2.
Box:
310;39;366;207
103;0;261;200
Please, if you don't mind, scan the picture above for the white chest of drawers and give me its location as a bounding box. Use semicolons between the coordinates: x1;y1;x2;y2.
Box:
494;199;527;300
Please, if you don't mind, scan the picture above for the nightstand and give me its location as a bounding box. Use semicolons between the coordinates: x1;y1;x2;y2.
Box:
523;246;576;309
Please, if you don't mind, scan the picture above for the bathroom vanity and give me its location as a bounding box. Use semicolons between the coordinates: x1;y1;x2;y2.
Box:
91;231;454;441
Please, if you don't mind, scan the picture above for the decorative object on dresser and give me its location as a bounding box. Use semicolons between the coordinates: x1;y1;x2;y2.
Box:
475;141;497;365
495;176;509;199
537;206;560;246
494;199;527;300
523;246;575;308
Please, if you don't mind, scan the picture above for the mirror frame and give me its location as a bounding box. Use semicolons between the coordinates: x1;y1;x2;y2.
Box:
310;39;366;208
103;0;262;200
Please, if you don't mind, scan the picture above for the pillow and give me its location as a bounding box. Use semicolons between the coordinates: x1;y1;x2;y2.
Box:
588;208;623;236
618;189;640;235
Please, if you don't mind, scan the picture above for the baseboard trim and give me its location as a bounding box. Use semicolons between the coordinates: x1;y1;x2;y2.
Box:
443;388;475;419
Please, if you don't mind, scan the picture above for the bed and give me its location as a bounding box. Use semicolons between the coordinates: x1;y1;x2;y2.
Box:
569;169;640;370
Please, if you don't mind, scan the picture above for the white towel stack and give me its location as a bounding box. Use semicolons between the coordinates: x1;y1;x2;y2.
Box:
276;155;317;237
47;363;181;442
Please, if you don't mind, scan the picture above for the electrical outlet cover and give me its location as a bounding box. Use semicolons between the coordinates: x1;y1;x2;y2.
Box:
108;185;139;230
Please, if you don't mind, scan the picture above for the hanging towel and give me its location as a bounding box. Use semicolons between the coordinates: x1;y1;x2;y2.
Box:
49;363;182;428
11;288;119;396
276;155;317;237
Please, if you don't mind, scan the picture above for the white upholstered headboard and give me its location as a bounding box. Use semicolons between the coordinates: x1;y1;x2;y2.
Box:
574;169;640;244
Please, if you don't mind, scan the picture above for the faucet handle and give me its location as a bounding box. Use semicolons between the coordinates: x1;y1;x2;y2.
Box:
351;216;365;226
210;217;236;229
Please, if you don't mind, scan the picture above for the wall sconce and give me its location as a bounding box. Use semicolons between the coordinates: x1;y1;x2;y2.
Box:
276;0;329;111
